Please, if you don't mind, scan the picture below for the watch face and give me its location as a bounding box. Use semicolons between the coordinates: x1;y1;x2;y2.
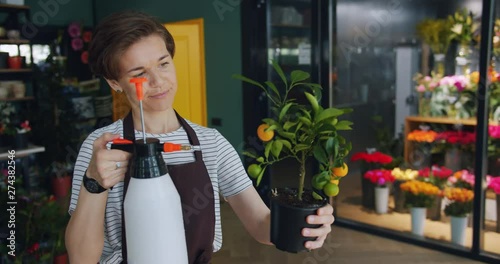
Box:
85;176;104;193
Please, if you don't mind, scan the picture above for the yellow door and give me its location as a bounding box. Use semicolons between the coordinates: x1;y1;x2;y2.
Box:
112;18;207;126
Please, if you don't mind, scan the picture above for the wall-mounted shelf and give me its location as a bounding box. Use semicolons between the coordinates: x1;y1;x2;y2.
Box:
0;3;30;11
0;39;30;45
0;68;32;73
0;96;34;102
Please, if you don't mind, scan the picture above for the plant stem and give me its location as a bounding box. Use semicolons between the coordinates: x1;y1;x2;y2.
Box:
298;151;306;201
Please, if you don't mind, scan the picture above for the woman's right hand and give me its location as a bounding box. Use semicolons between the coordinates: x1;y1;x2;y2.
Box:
86;133;132;189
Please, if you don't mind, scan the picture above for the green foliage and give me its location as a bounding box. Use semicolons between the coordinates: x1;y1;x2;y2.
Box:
404;192;436;208
234;61;353;200
448;8;479;46
444;201;473;217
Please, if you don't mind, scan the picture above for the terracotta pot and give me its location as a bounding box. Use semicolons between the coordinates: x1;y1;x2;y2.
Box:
52;176;72;199
53;252;68;264
8;56;22;69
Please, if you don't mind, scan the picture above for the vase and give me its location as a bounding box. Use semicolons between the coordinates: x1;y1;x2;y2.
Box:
374;186;389;214
433;53;445;76
455;44;471;75
411;207;426;236
52;175;72;199
418;92;432;117
14;133;28;149
393;180;408;213
427;196;442;221
451;216;468;246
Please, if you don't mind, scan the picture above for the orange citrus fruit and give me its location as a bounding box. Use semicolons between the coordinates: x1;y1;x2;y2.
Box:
330;179;339;185
247;164;262;179
257;124;274;142
323;183;339;197
332;163;348;177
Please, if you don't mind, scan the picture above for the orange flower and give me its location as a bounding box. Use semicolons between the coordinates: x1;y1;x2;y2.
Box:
407;129;438;143
444;187;474;202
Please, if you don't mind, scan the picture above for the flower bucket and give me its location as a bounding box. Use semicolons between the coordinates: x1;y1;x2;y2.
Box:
433;53;445;76
361;177;375;209
451;216;468;246
14;132;28;149
455;44;471;75
375;186;389;214
393;180;408;213
418;92;432;117
411;207;426;236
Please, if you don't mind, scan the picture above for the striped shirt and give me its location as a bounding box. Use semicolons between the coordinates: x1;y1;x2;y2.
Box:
69;119;253;263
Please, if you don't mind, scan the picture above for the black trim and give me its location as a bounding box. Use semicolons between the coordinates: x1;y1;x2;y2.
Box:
473;0;495;255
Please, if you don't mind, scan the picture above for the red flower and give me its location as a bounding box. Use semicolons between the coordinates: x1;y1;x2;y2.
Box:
82;31;92;43
351;151;393;164
363;169;395;185
418;165;453;179
81;51;89;64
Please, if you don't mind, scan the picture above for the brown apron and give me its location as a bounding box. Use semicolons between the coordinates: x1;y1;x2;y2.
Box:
120;111;215;264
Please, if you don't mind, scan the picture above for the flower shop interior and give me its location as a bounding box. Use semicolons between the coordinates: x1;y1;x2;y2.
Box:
1;0;500;263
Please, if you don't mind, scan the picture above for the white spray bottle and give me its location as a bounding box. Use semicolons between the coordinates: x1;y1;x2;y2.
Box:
114;77;189;263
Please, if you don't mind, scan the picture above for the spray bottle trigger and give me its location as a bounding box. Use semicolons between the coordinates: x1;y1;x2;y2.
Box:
111;138;134;153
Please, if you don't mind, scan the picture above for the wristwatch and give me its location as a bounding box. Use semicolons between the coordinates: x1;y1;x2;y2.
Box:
83;173;107;194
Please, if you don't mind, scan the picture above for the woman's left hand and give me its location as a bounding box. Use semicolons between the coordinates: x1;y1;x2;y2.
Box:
302;203;335;250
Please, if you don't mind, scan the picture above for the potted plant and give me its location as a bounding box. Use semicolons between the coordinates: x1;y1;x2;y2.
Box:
50;161;73;200
363;169;395;214
233;61;353;253
443;187;473;246
400;180;440;236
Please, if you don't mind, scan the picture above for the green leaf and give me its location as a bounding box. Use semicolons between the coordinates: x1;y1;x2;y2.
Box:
264;141;273;159
271;60;287;87
298;116;312;127
232;74;265;90
266;124;279;132
299;108;312;119
276;130;296;140
277;139;292;150
262;118;278;126
304;92;319;113
256;166;267;186
243;151;258;159
271;140;283;158
279;103;294;121
315;108;344;123
326;138;336;156
342;108;354;114
290;70;310;84
335;120;353;130
313;145;329;164
295;144;310;152
283;121;298;131
265;81;281;100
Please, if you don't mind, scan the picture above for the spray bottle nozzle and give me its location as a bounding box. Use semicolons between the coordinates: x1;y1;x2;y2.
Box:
130;77;147;100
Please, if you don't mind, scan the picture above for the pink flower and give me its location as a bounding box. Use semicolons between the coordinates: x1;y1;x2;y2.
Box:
429;82;438;90
377;177;386;186
68;22;81;38
71;38;83;51
424;76;432;82
439;76;454;86
448;176;457;184
489;125;500;139
417;85;426;92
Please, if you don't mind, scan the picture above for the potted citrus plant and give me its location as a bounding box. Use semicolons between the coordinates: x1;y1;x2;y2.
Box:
233;61;353;253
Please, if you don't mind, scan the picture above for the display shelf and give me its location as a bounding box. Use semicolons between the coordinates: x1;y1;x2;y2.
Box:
0;39;30;44
404;116;499;164
0;96;34;102
0;68;32;73
0;145;45;160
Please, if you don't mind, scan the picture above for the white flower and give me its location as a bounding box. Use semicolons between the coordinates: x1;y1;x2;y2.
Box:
451;24;463;35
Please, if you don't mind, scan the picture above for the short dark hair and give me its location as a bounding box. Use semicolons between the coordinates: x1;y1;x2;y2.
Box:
88;11;175;80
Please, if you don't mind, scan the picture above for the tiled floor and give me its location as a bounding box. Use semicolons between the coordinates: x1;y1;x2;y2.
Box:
212;201;486;264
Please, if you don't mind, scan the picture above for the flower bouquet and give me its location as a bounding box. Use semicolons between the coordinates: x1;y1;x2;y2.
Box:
418;165;454;189
413;74;441;116
364;169;395;214
392;168;419;212
443;187;474;245
435;130;476;170
351;148;393;209
407;126;437;169
400;180;441;235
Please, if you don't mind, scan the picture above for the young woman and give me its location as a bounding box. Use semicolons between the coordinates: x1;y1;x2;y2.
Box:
65;11;334;264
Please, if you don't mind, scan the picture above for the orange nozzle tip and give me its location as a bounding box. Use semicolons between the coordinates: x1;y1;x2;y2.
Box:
163;143;182;152
130;77;147;100
112;138;133;144
129;77;148;84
